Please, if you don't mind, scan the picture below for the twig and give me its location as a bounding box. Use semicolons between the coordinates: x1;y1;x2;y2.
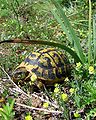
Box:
0;66;58;108
16;102;63;114
32;93;58;108
0;66;30;97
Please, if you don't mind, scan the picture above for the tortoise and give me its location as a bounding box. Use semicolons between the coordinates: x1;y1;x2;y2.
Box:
12;48;71;88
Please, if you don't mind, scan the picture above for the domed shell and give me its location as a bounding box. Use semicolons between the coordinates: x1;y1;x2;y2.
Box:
14;48;71;85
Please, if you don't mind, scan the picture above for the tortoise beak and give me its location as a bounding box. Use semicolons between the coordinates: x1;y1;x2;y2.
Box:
12;67;29;81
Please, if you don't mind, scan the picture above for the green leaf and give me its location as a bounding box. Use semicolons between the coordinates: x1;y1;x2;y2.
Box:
51;9;72;42
88;0;92;65
49;0;86;63
0;99;15;120
0;109;8;120
93;14;96;63
10;99;15;112
0;39;82;63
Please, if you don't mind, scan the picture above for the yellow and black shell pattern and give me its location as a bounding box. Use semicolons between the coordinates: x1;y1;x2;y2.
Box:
14;48;71;85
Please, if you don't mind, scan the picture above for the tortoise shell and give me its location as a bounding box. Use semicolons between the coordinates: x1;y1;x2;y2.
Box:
13;48;71;87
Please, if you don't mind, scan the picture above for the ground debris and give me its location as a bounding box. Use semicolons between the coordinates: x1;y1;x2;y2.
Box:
0;76;62;120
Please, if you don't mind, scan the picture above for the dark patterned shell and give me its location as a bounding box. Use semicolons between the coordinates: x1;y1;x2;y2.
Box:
15;48;70;85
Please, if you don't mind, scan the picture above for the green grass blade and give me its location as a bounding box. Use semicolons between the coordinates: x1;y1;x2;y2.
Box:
49;0;86;63
51;9;73;43
10;99;15;112
88;0;92;65
93;14;96;63
0;39;82;63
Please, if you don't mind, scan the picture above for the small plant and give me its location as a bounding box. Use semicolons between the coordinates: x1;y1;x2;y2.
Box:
48;0;96;66
25;113;33;120
0;99;15;120
70;62;96;118
52;84;69;120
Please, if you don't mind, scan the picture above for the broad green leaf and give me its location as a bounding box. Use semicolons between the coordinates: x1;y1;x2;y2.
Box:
88;0;92;65
49;0;86;63
0;39;81;63
51;9;72;43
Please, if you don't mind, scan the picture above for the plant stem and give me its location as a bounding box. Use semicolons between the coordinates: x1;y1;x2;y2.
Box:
88;0;92;65
93;14;96;63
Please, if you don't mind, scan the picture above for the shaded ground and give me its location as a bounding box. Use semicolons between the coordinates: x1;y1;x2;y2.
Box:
0;76;63;120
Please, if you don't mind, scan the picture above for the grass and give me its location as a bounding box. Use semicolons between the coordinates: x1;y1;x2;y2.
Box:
0;99;15;120
0;0;96;119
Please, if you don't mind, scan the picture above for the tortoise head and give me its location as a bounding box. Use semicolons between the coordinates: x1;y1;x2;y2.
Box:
12;67;41;89
12;67;30;82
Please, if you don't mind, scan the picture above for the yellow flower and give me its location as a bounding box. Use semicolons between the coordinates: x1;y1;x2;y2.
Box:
89;66;95;74
25;115;33;120
76;62;82;68
54;83;59;87
74;112;80;118
54;87;59;93
94;112;96;117
61;93;68;101
65;77;69;82
69;88;75;94
0;108;3;111
43;102;49;108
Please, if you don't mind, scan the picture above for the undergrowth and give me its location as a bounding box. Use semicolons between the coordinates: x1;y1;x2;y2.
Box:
0;0;96;120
